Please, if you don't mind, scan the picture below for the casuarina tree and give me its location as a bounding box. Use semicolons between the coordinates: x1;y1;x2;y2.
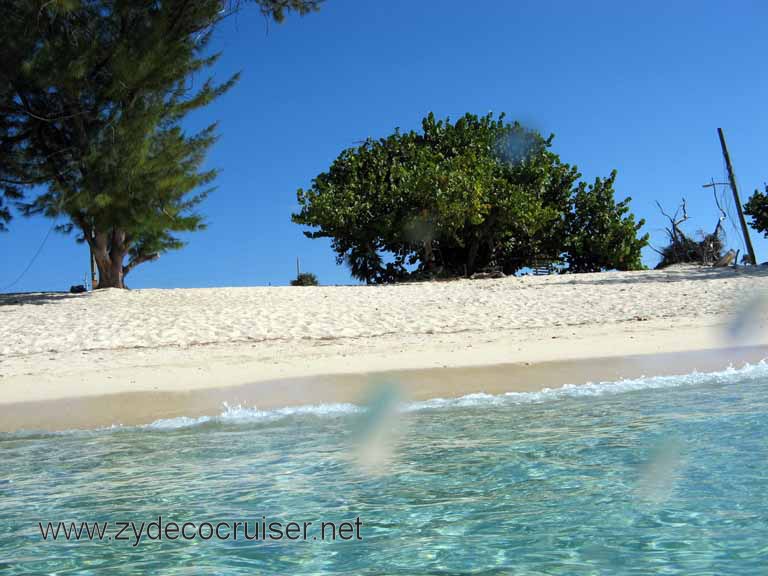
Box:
0;0;320;287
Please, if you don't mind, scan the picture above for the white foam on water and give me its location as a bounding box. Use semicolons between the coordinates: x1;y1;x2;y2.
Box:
497;360;763;404
405;392;507;411
405;360;768;412
144;360;768;430
144;401;362;430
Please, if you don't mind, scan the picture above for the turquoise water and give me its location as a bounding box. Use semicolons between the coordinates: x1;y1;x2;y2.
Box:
2;364;768;575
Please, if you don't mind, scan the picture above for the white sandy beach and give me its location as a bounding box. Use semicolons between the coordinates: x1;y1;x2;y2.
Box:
2;265;768;429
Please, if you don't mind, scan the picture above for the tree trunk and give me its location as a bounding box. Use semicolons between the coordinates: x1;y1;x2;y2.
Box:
467;237;481;275
95;253;126;288
466;209;499;275
91;229;128;289
423;240;435;272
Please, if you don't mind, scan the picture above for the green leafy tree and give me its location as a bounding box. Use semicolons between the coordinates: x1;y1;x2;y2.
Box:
0;0;319;287
293;112;647;283
564;172;648;272
744;185;768;241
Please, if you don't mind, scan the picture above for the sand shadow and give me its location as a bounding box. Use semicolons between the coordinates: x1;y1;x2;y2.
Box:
555;265;768;286
0;291;89;306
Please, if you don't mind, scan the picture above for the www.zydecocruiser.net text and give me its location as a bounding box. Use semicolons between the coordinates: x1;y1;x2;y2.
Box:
38;516;364;546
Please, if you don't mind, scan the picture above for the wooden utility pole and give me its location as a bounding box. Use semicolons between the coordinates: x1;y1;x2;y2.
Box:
90;248;97;289
717;128;757;265
89;229;98;289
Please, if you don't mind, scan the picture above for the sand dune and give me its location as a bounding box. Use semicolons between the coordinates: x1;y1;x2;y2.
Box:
2;265;763;356
2;265;768;410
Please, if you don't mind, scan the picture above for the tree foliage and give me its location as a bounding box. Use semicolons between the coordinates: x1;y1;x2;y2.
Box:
0;0;319;287
564;172;646;272
293;112;648;283
744;184;768;241
291;271;318;286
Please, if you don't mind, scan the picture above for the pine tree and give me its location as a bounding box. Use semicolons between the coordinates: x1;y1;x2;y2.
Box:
0;0;319;287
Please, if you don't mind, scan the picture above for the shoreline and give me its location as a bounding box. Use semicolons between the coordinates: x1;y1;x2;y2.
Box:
3;266;768;431
2;315;765;405
2;345;766;432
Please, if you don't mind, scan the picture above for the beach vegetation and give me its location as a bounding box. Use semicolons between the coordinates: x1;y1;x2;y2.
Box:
655;232;725;269
293;112;648;283
744;185;768;241
0;0;319;287
291;272;319;286
564;171;648;273
653;199;725;268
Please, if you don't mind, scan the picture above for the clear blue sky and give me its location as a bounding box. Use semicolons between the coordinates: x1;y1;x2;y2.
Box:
3;0;768;291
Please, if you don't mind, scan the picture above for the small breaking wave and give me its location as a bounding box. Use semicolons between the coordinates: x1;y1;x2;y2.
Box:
147;360;768;430
407;359;768;410
146;401;362;430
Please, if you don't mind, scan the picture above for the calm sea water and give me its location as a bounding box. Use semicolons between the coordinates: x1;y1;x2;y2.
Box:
2;364;767;575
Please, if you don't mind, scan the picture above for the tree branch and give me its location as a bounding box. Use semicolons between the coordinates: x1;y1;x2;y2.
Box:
123;252;159;276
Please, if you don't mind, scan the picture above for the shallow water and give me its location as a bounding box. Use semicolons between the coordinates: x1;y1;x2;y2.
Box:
2;365;768;575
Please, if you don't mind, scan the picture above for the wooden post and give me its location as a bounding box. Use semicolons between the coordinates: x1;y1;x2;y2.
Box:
718;128;757;265
296;256;300;277
90;246;97;290
89;227;98;290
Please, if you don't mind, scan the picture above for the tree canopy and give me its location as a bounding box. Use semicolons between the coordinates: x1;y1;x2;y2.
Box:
0;0;319;287
293;112;648;283
744;185;768;244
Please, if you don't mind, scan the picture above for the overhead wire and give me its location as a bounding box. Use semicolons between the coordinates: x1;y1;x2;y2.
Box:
0;218;59;291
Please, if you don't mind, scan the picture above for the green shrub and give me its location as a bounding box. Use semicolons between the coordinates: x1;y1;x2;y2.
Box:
293;112;647;283
291;272;319;286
